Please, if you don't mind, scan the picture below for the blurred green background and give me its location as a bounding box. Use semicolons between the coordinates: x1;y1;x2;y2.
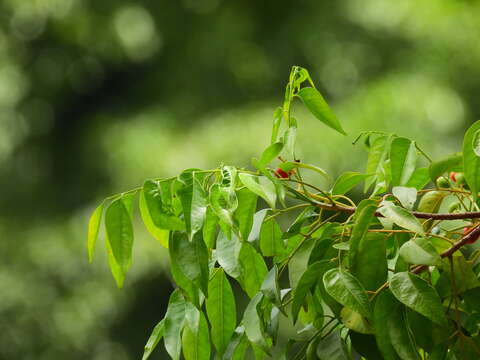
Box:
1;0;479;358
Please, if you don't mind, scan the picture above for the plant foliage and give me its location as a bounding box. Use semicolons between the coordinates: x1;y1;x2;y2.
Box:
88;66;480;359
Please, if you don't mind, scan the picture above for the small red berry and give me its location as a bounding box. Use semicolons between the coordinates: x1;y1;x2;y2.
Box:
464;226;480;244
449;172;457;182
274;168;289;179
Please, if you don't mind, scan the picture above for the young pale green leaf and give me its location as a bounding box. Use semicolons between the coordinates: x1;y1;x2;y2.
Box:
239;243;268;298
331;172;370;195
292;260;332;322
178;175;208;240
428;152;462;181
351;233;388;291
297;87;346;135
169;232;209;294
248;209;269;244
340;307;373;334
105;236;125;288
392;186;417;210
238;173;277;210
243;292;271;353
105;196;134;275
259;142;284;167
405;167;430;190
182;305;211;360
87;201;104;263
234;188;258;241
216;231;242;279
388;304;421;360
364;135;393;192
378;201;424;235
206;268;236;356
389;272;448;327
142;319;165;360
139;190;169;248
271;107;283;144
463;120;480;200
259;218;285;257
390;137;418;186
417;191;447;214
399;238;442;266
143;180;185;231
283;126;297;158
373;290;402;360
209;183;234;227
164;290;186;360
349;199;378;277
323;268;372;319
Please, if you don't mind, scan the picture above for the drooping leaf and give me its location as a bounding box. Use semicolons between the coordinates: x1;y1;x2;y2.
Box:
463;120;480;200
139;190;169;248
435;256;480;297
243;292;271;353
105;196;134;275
388;303;421;360
239;173;277;210
261;265;282;308
182;304;211;360
105;236;125;288
248;209;269;244
340;307;373;334
142;319;165;360
323;268;372;319
390;137;418;186
316;330;350;360
259;217;285;257
378;201;424;235
373;290;401;360
203;206;218;249
349;333;384;360
405;167;430;190
389;272;448;327
87;201;104;262
216;231;242;279
164;290;186;360
206;268;236;356
223;327;250;360
178;175;208;240
331;172;371;195
234;188;258;241
169;232;209;294
399;238;442;266
239;243;268;298
428;152;463;181
289;237;316;289
364;134;393;192
297;87;346;135
209;183;234;227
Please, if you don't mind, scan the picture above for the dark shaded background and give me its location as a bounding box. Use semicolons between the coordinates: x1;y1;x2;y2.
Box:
1;0;479;358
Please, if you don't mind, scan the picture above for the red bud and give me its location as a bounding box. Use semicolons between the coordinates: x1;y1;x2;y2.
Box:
275;168;289;179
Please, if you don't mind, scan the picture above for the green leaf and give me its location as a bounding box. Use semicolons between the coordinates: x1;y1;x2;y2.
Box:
389;272;448;327
259;218;285;257
223;327;250;360
239;243;268;298
142;319;165;360
428;152;463;181
392;186;417;210
349;333;384;360
106;237;125;288
289;237;316;289
143;180;185;230
206;268;236;356
234;188;258;241
405;167;430;190
216;231;242;279
259;142;284;167
388;303;421;360
331;172;370;195
292;260;332;322
271;107;283;144
164;290;186;360
323;268;372;319
105;196;134;275
399;238;442;266
364;135;393;192
87;201;104;263
243;292;270;353
139;190;169;248
340;307;373;334
202;206;218;249
283;126;297;158
238;174;277;210
378;201;424;235
373;290;401;360
463;120;480;200
169;232;209;295
248;209;269;244
209;183;234;227
182;304;211;360
435;256;480;297
316;331;350;360
178;175;208;240
260;265;282;308
349;199;378;281
297;87;346;135
351;233;388;291
390;137;418;186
